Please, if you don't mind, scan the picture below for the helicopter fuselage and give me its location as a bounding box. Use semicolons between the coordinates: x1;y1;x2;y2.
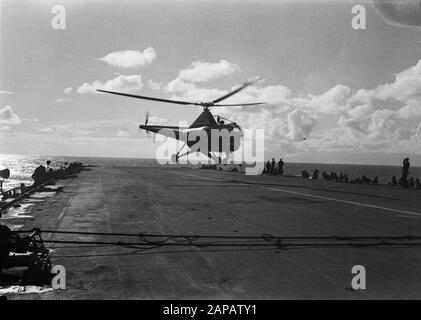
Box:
139;110;242;156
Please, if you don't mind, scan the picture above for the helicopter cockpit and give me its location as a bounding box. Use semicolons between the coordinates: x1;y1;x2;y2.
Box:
215;115;242;132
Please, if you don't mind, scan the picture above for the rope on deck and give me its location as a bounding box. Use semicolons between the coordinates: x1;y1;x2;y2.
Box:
12;229;421;250
14;229;421;240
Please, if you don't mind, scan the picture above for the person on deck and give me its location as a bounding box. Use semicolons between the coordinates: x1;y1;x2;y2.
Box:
265;161;271;176
278;158;284;176
391;176;397;186
408;177;415;188
401;158;410;189
31;165;47;186
372;176;379;185
271;158;276;176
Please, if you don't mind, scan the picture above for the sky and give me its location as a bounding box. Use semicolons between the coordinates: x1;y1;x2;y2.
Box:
1;0;421;165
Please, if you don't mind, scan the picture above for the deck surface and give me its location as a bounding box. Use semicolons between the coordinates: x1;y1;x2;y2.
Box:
8;165;421;299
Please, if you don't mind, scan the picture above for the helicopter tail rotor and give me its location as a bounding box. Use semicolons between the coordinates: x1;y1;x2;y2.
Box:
145;110;150;126
144;111;151;138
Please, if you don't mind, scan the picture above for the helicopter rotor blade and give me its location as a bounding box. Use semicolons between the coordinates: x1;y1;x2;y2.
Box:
211;77;261;104
212;102;265;107
96;89;201;106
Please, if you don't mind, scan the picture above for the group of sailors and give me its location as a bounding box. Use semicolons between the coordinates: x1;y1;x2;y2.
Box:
389;176;420;189
31;160;85;186
388;158;420;189
306;158;420;189
302;170;379;184
264;158;285;176
265;157;420;190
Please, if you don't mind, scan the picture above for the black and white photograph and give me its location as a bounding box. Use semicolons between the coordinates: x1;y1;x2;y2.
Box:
1;0;421;305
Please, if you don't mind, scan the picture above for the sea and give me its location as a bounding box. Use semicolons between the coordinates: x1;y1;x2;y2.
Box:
1;153;421;191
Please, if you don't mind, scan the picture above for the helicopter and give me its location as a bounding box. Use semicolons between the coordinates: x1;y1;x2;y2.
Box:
97;77;264;163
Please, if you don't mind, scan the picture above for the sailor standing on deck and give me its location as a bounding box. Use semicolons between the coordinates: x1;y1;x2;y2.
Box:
278;158;284;176
265;161;271;176
271;158;276;176
401;157;410;189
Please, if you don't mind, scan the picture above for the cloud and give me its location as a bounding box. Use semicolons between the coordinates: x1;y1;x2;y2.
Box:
164;59;241;102
148;112;168;124
338;116;367;137
0;90;14;94
40;127;53;133
373;0;421;27
284;85;352;114
0;105;21;125
415;122;421;137
148;80;162;90
0;125;12;131
56;98;72;103
175;60;240;83
388;121;421;155
338;108;397;142
99;47;156;68
349;59;421;106
371;60;419;101
226;84;292;107
23;118;39;123
228;110;289;143
286;109;318;141
156;58;421;159
165;77;289;107
77;75;143;94
305;85;351;113
117;130;130;137
166;79;227;102
396;102;421;119
36;119;142;139
332;58;421;147
168;76;350;115
165;60;288;108
166;78;196;93
347;103;374;120
367;109;395;138
63;87;73;94
393;127;413;140
344;58;421;127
